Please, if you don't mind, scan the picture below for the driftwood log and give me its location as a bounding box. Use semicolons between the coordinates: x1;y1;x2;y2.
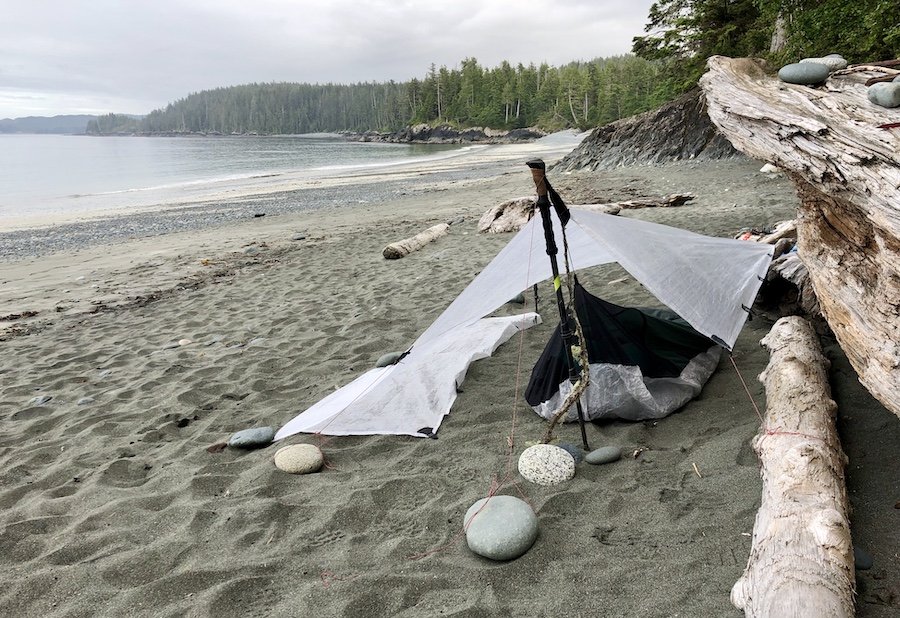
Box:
477;194;694;233
732;316;854;617
382;223;449;259
700;56;900;420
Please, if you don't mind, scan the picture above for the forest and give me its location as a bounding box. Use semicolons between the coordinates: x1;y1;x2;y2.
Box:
87;0;900;136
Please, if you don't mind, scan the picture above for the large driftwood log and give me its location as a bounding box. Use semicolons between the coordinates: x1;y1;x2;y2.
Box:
700;56;900;420
732;316;854;617
382;223;449;259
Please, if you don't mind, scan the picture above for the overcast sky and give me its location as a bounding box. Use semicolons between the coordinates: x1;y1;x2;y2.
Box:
0;0;656;119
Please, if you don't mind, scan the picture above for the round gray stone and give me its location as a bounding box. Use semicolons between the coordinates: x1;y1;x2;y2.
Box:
518;444;576;486
274;444;324;474
507;293;526;305
464;495;538;561
375;351;404;367
868;82;900;108
778;62;829;85
585;446;623;465
557;442;585;464
227;426;276;448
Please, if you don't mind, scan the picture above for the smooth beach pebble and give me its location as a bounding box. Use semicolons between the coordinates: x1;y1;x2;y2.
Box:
557;442;585;464
778;62;829;85
227;426;276;448
800;56;847;71
274;444;324;474
375;351;404;367
585;446;623;465
76;397;95;406
868;82;900;108
28;395;52;406
464;495;538;561
178;338;192;346
518;444;576;486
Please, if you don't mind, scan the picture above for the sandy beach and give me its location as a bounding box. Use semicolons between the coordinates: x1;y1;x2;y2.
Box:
0;145;897;617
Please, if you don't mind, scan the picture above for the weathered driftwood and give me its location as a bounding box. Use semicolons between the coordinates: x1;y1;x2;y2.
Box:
614;193;695;209
732;316;854;617
478;197;535;234
700;56;900;420
478;194;693;233
766;253;822;322
382;223;450;259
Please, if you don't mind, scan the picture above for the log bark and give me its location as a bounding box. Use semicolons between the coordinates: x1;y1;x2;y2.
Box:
382;223;450;259
700;56;900;420
732;316;854;617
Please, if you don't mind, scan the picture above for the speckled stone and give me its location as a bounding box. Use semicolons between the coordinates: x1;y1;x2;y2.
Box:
274;444;324;474
464;495;538;561
518;444;576;486
868;82;900;108
585;446;623;465
800;56;847;71
778;62;829;85
375;351;404;367
227;426;276;448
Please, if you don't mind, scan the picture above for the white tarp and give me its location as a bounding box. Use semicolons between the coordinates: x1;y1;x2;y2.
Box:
276;209;772;439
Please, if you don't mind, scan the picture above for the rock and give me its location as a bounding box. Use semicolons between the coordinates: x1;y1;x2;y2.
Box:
557;442;584;463
585;446;623;465
375;351;404;367
759;162;781;175
800;56;848;71
178;338;192;346
76;397;95;406
518;444;576;486
464;495;538;561
507;293;526;305
28;395;52;406
248;337;268;347
291;234;307;241
554;89;738;172
854;545;874;570
274;444;324;474
242;246;260;256
778;62;829;86
867;82;900;108
227;426;276;449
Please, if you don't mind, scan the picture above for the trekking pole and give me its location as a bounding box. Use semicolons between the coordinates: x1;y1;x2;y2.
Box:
526;159;590;451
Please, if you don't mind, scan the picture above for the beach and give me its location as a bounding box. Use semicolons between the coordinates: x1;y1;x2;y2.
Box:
0;146;896;617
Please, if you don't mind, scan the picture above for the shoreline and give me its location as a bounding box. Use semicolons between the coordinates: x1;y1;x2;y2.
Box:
0;152;896;616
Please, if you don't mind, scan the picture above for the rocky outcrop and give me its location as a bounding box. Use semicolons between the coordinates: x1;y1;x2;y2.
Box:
553;89;739;171
348;124;545;144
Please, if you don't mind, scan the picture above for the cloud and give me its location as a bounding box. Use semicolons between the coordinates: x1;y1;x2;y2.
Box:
0;0;654;118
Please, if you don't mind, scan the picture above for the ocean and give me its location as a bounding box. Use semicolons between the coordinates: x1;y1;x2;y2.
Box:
0;134;463;226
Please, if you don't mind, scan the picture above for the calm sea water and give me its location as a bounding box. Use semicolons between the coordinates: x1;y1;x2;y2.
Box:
0;134;462;224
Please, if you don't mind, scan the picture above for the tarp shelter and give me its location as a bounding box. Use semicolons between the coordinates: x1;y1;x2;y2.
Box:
275;209;773;439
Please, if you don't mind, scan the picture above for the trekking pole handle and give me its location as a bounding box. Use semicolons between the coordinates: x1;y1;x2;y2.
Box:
526;159;548;198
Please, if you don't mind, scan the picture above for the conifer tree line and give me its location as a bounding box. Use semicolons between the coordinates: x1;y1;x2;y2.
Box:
87;1;900;136
88;56;673;135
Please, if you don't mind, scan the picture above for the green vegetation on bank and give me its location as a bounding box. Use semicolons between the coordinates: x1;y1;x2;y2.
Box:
85;1;900;136
89;55;673;135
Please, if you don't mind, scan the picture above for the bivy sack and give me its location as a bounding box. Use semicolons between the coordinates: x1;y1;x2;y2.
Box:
525;282;722;422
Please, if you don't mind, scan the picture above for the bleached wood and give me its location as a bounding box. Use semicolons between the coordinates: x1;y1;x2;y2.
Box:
732;316;854;617
382;223;450;259
477;194;693;234
700;56;900;420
